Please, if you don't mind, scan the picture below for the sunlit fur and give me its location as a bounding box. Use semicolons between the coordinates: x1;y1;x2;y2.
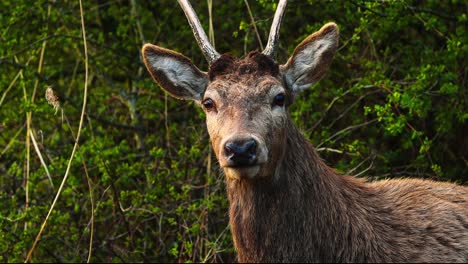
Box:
142;23;468;263
204;52;468;263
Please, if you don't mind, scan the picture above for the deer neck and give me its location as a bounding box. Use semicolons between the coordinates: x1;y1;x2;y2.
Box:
225;119;387;262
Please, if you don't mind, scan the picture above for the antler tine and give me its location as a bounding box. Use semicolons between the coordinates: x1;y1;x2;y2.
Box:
178;0;221;64
262;0;288;58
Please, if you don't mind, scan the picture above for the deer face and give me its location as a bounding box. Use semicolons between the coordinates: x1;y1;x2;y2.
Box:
142;1;339;180
201;52;288;180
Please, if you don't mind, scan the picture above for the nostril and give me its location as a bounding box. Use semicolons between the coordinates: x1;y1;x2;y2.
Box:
224;142;236;156
245;139;257;154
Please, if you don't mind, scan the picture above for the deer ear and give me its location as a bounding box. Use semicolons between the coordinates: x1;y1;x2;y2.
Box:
142;44;208;102
280;23;339;94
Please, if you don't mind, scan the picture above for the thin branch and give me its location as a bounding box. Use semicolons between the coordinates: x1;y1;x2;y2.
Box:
349;0;387;17
207;0;215;48
316;147;344;154
202;224;230;262
353;155;375;178
1;33;135;63
24;0;51;235
406;6;457;21
130;0;146;45
0;70;21;108
82;157;94;263
347;151;376;175
30;131;54;188
307;90;351;134
244;0;263;50
316;118;378;148
327;90;380;129
26;0;89;261
0;123;25;157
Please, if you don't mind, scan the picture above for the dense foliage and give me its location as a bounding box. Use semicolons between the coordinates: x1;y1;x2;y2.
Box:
0;0;466;262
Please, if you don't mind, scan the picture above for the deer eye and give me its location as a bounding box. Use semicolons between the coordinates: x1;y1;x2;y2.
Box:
202;98;216;111
273;93;285;107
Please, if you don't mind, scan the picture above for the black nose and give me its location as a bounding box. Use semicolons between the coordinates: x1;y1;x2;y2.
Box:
224;139;258;167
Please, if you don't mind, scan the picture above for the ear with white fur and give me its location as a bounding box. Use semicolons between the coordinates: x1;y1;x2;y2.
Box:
142;44;208;102
280;23;339;94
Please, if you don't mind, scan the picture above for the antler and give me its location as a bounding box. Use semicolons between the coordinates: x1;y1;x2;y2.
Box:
178;0;221;64
262;0;288;58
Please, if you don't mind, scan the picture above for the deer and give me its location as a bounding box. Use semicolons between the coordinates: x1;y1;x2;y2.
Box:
141;0;468;262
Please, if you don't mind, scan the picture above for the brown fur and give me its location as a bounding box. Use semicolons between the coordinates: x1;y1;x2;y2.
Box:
209;52;280;81
142;21;468;263
227;119;468;262
204;55;468;262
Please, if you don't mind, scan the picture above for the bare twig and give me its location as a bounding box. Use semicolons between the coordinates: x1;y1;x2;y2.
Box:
347;151;376;175
349;1;387;17
26;0;89;261
207;0;215;48
29;131;54;188
84;162;94;263
244;0;263;50
130;0;146;45
353;156;375;178
327;90;380;129
202;224;230;262
21;66;31;232
406;5;457;21
317;118;378;148
0;123;25;157
164;94;170;149
316;147;344;154
307;90;351;133
23;4;50;232
0;70;21;108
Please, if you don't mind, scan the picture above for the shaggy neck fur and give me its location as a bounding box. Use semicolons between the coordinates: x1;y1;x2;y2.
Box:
225;119;405;263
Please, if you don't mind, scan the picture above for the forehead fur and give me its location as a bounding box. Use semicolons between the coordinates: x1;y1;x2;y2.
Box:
208;51;279;81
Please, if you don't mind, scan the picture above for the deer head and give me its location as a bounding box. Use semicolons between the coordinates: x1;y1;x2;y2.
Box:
142;0;339;181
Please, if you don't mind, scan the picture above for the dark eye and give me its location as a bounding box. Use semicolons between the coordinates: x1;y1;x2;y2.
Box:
273;93;285;107
202;98;216;111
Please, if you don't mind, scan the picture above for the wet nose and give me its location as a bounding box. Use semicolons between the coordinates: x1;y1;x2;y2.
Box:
224;138;258;167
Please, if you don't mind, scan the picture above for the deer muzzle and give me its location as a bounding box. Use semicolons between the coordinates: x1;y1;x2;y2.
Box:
219;135;268;180
224;138;258;167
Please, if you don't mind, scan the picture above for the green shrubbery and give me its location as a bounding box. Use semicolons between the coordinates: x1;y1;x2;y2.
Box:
0;0;466;262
